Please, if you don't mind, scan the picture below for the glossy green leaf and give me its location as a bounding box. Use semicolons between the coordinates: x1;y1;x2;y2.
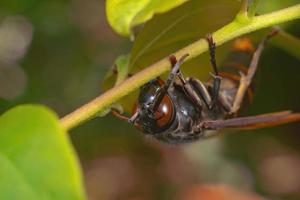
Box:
106;0;188;36
0;105;85;200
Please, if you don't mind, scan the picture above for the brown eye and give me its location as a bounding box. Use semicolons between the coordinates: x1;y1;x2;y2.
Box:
154;95;174;128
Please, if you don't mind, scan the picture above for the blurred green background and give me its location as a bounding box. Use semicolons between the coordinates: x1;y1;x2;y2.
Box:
1;0;300;199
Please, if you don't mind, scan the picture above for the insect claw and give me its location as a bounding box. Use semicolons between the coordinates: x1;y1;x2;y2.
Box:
169;54;189;68
170;54;189;75
169;55;177;67
206;33;215;46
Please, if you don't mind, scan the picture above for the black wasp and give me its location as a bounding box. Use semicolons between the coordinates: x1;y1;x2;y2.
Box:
112;29;300;143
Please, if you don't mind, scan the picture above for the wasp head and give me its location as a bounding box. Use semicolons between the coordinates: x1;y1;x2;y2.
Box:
129;79;175;134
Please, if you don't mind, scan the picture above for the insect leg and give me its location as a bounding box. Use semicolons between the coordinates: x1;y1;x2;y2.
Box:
172;64;213;110
180;81;204;112
199;110;300;130
169;55;206;112
230;28;279;114
187;77;213;109
166;54;189;87
111;108;130;121
206;34;222;109
152;54;189;112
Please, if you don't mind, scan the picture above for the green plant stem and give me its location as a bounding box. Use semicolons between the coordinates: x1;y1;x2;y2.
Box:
240;0;249;14
60;4;300;131
248;0;260;18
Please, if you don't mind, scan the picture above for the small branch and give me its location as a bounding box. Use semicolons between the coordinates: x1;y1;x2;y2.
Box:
240;0;249;14
248;0;260;18
60;3;300;131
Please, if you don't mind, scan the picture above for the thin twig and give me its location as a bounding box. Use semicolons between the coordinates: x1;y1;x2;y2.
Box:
240;0;249;14
248;0;260;18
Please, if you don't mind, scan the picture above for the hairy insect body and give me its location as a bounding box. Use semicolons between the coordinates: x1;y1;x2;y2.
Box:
153;39;256;143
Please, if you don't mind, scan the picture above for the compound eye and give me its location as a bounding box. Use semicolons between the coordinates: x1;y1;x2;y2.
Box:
154;95;174;128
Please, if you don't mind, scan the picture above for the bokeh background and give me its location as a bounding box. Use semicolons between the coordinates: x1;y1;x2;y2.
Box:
1;0;300;199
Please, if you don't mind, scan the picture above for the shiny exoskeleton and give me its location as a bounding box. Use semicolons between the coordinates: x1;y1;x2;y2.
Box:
112;29;300;143
136;78;203;142
131;39;255;143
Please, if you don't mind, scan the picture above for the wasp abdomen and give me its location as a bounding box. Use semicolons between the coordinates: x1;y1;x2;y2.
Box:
221;38;255;76
217;38;256;103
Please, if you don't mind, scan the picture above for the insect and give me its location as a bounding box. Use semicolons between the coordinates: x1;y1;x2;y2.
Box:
112;29;300;143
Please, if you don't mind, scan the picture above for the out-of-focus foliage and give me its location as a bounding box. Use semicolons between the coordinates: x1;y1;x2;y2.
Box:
258;0;299;13
1;0;300;200
271;31;300;61
0;16;32;100
177;185;266;200
0;105;85;200
106;0;188;37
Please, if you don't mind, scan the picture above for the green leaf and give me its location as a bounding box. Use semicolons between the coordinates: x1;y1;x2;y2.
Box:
106;0;188;37
102;55;135;114
0;105;85;200
104;0;240;112
115;55;130;85
128;0;240;79
102;54;129;92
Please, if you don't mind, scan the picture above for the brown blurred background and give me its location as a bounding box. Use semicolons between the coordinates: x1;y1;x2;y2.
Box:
1;0;300;199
